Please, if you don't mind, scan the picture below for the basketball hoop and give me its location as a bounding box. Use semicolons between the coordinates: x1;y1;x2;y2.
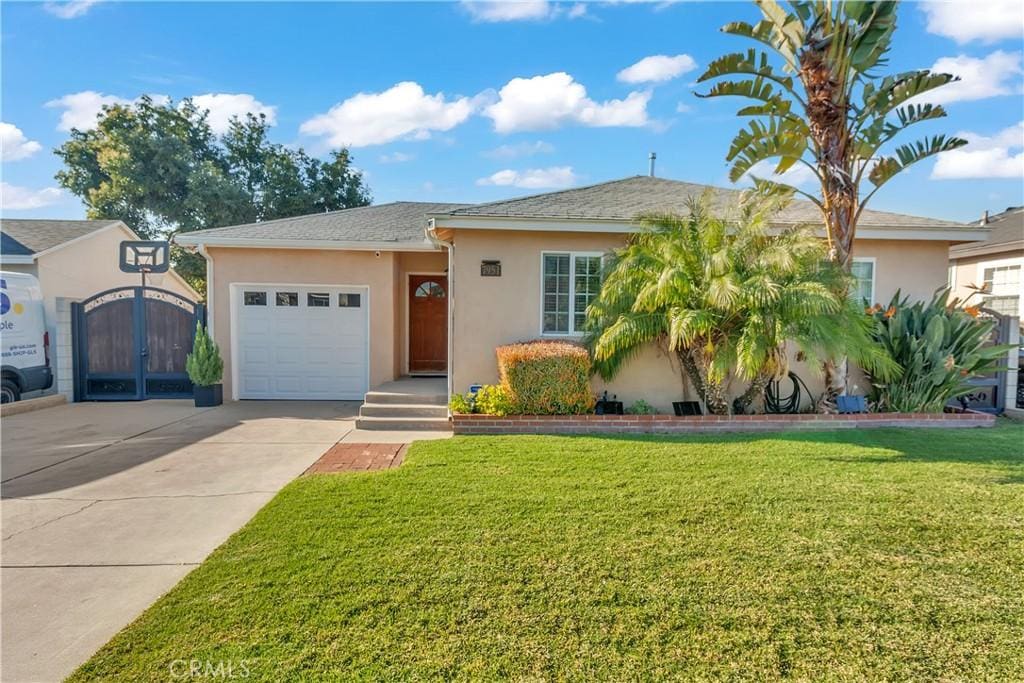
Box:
120;240;170;288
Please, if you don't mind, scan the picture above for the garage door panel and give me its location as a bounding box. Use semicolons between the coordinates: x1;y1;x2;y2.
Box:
234;285;369;400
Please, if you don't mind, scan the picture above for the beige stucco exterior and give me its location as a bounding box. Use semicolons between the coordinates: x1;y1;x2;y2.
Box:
201;223;968;411
446;229;958;413
206;246;446;400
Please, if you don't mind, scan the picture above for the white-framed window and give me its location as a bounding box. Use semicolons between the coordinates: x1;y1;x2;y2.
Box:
541;251;603;335
983;264;1020;292
850;258;875;304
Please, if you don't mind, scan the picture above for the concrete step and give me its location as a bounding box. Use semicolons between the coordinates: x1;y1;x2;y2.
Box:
363;391;447;406
359;403;448;418
355;416;452;431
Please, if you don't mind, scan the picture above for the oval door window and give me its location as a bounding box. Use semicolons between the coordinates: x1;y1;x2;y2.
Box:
414;281;446;298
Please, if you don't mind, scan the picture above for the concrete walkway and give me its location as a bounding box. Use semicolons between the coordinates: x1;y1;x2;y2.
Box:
1;399;448;682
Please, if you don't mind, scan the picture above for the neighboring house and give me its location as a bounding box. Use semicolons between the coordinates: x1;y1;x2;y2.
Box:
175;176;988;412
1;219;199;398
949;207;1023;319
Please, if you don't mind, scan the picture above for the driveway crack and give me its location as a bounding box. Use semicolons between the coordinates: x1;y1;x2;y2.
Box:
1;499;100;542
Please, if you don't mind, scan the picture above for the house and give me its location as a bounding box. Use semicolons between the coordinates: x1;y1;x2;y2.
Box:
949;206;1023;319
1;219;199;399
175;176;989;417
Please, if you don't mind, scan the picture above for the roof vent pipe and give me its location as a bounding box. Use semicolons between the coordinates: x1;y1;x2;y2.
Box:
648;152;656;177
981;210;989;225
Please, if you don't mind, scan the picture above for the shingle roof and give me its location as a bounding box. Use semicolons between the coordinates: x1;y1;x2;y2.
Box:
176;202;471;244
442;176;967;229
977;207;1022;246
0;219;122;255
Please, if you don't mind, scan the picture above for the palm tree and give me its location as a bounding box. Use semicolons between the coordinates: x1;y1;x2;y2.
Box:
584;190;894;415
697;0;965;269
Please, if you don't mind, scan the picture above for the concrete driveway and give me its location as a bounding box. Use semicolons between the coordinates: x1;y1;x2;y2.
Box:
1;400;362;683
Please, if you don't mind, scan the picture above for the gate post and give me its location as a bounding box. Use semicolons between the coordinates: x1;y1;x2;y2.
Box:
1005;317;1020;413
70;301;84;403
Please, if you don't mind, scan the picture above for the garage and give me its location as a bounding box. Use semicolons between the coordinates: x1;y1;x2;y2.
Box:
231;284;369;400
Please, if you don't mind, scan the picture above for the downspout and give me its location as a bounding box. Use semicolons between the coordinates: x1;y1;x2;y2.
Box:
197;244;214;338
426;218;454;404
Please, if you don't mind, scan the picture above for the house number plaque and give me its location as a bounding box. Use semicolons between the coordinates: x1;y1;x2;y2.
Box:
481;260;501;277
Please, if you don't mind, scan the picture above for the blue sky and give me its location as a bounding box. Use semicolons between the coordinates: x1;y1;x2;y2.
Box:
2;0;1022;224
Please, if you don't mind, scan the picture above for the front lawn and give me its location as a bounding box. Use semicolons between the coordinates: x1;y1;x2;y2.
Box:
72;424;1023;681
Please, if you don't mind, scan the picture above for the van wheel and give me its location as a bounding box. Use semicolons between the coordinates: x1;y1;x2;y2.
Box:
1;379;20;404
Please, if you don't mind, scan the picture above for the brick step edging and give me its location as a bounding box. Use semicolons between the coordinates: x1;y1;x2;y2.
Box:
452;411;995;435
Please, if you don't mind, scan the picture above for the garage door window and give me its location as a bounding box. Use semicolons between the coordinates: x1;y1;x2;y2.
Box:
243;291;266;306
307;293;330;307
276;292;298;306
339;293;361;307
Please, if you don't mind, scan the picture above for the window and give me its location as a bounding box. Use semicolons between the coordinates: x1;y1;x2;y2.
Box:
414;281;445;298
338;293;361;308
542;252;603;335
243;291;266;306
275;292;298;306
307;293;330;307
983;295;1019;316
850;259;875;304
983;265;1020;292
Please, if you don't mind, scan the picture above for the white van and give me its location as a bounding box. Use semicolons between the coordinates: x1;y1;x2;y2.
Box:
1;271;52;403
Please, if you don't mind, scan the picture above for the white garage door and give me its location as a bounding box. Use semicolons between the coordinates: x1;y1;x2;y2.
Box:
233;284;369;400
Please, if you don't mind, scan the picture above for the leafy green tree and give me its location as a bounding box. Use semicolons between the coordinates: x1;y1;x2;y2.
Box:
697;0;965;269
55;96;370;292
584;190;895;415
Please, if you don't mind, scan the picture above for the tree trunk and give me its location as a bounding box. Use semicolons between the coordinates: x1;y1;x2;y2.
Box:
677;348;730;416
734;371;772;414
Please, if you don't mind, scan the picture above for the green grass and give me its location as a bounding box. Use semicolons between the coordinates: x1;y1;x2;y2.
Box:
72;424;1024;681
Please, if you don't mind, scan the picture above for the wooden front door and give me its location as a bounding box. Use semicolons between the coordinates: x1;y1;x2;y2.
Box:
409;275;447;373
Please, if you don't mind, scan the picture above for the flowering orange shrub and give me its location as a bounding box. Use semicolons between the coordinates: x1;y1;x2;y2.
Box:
495;340;595;415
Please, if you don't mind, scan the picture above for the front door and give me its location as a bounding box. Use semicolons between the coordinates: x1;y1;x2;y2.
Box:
409;275;447;373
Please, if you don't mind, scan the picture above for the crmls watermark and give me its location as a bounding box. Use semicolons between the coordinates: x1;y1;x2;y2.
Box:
168;659;251;679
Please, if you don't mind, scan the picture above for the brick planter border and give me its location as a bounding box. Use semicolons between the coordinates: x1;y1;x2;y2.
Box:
452;410;995;435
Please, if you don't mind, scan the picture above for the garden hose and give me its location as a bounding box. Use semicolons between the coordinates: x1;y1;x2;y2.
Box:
764;371;812;414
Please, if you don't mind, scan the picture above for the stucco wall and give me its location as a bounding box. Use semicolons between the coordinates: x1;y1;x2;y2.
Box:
450;229;956;412
207;247;445;399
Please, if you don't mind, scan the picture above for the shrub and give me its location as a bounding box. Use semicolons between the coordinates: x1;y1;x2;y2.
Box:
496;341;595;415
475;384;514;416
627;399;657;415
449;393;474;414
865;289;1011;413
185;322;223;387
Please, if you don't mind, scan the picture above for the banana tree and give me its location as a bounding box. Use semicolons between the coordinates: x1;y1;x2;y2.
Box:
697;0;967;269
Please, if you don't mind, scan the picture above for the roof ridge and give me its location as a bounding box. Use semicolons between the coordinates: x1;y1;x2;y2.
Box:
450;175;655;214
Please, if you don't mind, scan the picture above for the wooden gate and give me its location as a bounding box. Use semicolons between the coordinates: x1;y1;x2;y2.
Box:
72;287;205;401
955;310;1011;414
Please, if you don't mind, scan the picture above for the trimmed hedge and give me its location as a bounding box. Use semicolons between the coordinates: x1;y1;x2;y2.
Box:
496;340;595;415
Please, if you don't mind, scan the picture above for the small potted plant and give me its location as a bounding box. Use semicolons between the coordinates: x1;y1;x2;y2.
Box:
186;321;224;407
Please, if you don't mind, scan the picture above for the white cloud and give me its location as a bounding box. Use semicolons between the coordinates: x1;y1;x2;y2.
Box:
0;123;42;162
916;51;1023;105
460;1;585;22
45;91;169;131
484;72;650;133
299;82;476;148
378;151;415;163
931;121;1024;179
617;54;697;84
43;0;100;19
921;0;1024;44
0;182;64;210
482;140;555;159
190;93;277;135
742;159;818;187
675;102;693;114
477;166;578;189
